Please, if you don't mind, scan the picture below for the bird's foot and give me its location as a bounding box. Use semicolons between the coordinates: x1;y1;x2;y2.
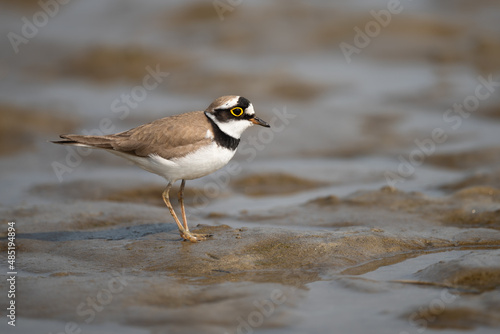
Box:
180;230;213;243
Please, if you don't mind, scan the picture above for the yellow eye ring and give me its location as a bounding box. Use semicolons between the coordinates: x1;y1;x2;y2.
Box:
230;107;244;117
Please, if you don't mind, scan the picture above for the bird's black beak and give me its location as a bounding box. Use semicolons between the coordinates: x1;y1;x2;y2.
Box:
250;116;270;128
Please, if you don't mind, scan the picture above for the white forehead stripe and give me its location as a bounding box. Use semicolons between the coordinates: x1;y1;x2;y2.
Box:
245;104;255;116
220;96;240;109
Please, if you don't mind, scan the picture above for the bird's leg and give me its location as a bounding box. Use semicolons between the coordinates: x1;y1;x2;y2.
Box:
179;179;212;240
162;182;198;243
178;179;212;241
178;179;189;232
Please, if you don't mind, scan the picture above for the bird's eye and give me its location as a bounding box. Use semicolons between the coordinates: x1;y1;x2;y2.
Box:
230;107;244;117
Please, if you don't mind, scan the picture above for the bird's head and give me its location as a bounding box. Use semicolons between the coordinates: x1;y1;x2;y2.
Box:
205;95;270;139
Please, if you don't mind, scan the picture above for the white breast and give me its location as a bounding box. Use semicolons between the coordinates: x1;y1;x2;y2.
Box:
110;143;236;182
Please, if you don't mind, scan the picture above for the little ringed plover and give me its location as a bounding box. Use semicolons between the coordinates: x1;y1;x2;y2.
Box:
52;95;270;242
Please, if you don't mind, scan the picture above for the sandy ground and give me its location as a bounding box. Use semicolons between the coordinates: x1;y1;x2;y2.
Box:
1;1;500;333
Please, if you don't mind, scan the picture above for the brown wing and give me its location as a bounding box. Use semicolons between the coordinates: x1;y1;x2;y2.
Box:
53;111;213;160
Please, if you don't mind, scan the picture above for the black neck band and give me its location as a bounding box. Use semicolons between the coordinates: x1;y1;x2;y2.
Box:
206;114;240;150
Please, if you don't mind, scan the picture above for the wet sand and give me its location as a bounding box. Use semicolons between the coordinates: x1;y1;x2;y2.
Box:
1;1;500;333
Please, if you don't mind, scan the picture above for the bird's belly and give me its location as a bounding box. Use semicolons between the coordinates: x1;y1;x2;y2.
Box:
148;143;236;182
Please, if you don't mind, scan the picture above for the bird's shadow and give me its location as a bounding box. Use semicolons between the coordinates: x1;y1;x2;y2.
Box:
15;223;177;242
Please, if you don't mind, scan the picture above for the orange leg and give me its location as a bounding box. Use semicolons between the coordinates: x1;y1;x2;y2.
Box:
162;181;211;242
178;179;189;232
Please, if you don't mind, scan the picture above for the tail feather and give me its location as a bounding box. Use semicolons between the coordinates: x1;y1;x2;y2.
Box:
51;134;115;150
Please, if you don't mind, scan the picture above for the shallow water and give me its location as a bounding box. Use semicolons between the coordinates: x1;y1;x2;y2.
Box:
1;0;500;333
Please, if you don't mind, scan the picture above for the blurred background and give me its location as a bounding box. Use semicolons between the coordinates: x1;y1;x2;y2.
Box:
2;0;500;187
1;0;500;201
1;1;500;333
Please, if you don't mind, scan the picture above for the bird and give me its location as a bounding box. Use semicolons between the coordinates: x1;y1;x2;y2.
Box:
52;95;270;242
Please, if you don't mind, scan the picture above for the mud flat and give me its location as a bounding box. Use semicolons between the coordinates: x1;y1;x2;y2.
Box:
1;0;500;333
1;184;500;333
